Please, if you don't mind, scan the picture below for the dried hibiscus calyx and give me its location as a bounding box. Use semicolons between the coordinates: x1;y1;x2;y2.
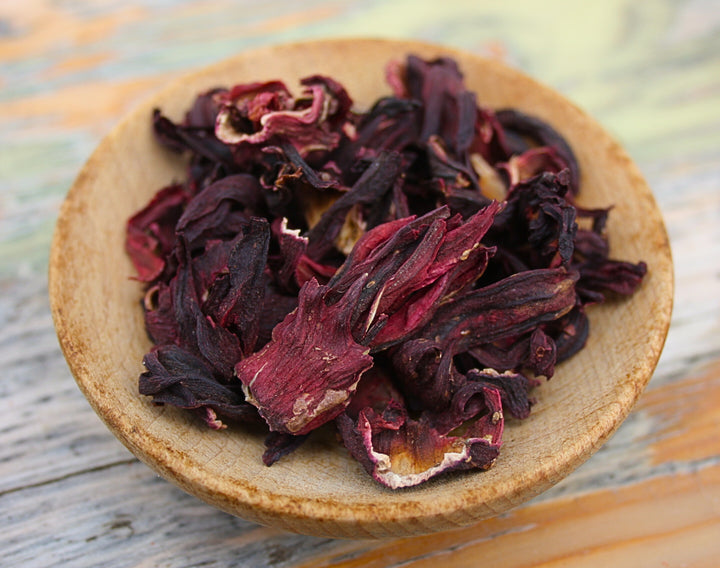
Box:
235;277;373;435
495;108;581;195
337;367;504;489
128;53;647;489
387;267;576;414
236;202;500;435
327;201;501;348
140;344;259;429
214;76;353;157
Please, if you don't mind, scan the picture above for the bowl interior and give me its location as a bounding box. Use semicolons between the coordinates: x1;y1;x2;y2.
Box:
49;38;673;539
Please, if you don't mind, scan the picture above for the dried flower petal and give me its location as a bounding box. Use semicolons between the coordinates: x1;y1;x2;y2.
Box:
140;344;258;428
305;151;404;261
328;202;501;348
262;432;309;466
126;184;188;283
200;218;270;356
420;267;579;350
466;368;539;420
499;146;570;187
577;258;648;303
337;380;503;489
496;108;580;195
235;278;373;435
175;174;265;251
215;77;351;157
152;108;235;168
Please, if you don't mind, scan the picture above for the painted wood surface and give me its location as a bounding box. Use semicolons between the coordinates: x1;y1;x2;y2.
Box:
1;0;719;566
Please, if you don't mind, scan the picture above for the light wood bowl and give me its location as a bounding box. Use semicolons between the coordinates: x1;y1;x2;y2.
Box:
49;38;673;539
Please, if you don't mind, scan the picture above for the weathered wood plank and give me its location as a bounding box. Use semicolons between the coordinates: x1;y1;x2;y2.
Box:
0;276;134;494
291;466;720;568
2;460;335;568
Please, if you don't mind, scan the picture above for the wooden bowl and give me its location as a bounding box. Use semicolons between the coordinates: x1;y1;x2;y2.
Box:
49;38;673;539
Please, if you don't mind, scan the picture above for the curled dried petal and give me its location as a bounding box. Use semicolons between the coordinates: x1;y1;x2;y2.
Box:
466;368;539;420
262;432;309;466
337;385;503;489
496;108;580;195
175;174;265;250
216;78;350;156
499;146;570;187
576;258;648;303
152;109;235;167
305;151;404;261
328;202;501;348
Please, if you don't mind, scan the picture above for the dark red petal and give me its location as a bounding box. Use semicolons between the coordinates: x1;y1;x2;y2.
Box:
305;151;404;261
262;432;309;466
235;278;373;435
422;268;579;350
175;174;265;250
126;183;188;283
216;80;346;156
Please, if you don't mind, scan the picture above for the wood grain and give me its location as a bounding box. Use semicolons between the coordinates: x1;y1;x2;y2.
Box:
2;0;719;565
295;471;720;568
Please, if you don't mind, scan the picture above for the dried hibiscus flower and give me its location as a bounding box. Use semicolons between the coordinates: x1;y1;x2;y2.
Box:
127;54;647;489
337;365;504;489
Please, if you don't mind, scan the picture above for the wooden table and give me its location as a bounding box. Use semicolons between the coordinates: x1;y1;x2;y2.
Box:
2;1;719;566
